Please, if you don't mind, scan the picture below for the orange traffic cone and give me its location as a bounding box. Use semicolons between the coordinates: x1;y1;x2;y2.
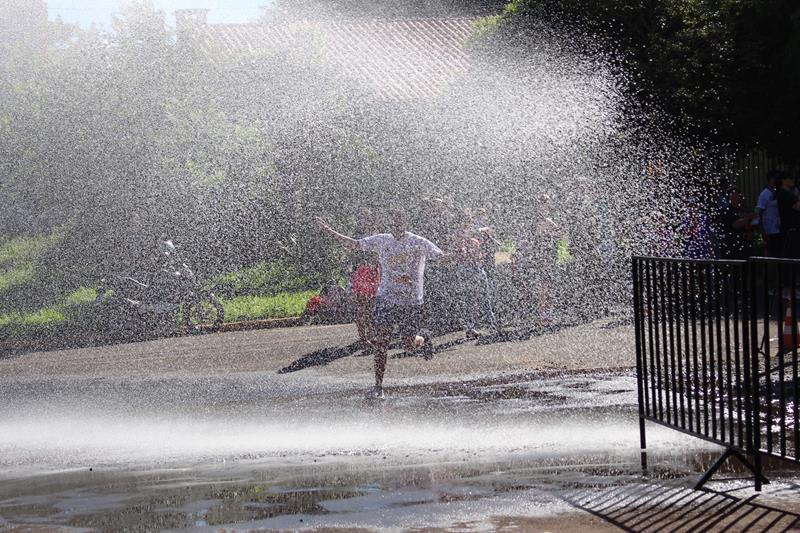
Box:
781;301;800;350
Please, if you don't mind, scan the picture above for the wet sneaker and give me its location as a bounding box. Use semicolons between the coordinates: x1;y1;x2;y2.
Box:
365;386;385;400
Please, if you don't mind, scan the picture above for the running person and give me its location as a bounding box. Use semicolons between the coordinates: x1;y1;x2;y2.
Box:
316;210;444;399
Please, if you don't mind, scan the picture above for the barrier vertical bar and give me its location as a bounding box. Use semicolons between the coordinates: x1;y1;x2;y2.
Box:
715;263;726;443
742;260;754;457
791;264;799;459
667;261;680;425
645;260;658;419
733;263;744;449
750;259;763;491
723;263;734;444
699;263;710;438
639;260;650;414
777;264;787;458
707;264;718;439
764;260;773;454
633;258;647;468
690;263;701;433
682;261;692;432
659;261;671;423
674;262;686;429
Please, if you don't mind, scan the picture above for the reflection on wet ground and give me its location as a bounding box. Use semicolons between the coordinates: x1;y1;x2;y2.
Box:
1;453;799;532
1;370;799;532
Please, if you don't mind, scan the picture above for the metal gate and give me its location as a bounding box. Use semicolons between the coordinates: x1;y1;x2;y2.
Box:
633;256;799;490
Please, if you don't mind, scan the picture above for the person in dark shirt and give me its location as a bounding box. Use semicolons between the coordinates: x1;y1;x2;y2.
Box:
717;187;756;260
754;170;783;256
776;173;800;258
419;198;462;333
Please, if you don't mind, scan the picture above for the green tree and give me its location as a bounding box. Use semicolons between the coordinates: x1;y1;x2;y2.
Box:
487;0;800;162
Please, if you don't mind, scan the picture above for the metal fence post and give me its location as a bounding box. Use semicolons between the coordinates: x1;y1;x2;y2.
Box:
633;258;647;470
748;259;763;491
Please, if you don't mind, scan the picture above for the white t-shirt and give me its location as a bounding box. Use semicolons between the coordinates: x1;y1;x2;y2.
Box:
755;187;780;235
358;232;443;305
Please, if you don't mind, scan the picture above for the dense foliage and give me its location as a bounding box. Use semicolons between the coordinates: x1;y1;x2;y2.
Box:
1;0;794;320
491;0;800;162
0;3;383;311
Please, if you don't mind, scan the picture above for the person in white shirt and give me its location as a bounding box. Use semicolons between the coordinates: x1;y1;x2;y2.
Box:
316;210;444;399
754;170;782;256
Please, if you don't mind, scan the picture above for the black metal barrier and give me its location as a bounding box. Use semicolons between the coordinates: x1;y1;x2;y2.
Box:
633;256;800;490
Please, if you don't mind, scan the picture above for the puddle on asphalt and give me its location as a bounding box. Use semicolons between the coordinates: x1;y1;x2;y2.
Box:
3;447;797;533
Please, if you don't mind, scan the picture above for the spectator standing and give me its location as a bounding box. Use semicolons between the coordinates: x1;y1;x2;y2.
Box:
680;199;715;259
514;195;562;325
754;171;782;256
454;219;498;339
419;198;462;333
469;206;500;291
776;173;800;258
716;187;756;260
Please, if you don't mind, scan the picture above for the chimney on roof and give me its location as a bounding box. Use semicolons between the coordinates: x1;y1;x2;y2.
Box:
174;8;209;34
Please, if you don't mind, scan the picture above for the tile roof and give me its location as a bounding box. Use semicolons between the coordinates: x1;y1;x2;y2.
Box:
189;18;478;101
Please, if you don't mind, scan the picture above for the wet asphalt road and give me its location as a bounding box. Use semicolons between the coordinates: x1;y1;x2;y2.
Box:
0;320;639;473
1;321;799;532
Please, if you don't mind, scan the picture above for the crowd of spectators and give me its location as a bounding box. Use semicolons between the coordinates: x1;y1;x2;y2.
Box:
314;194;625;338
678;170;800;261
308;169;800;342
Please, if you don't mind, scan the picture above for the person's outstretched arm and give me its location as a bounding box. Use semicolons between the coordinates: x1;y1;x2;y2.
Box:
316;216;359;251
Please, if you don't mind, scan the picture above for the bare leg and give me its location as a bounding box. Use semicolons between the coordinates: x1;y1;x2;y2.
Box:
354;296;369;343
373;327;392;388
374;350;387;387
356;319;367;344
365;297;376;342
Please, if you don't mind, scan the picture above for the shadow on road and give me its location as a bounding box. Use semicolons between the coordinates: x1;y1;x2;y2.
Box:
561;482;800;532
278;319;588;374
278;341;367;374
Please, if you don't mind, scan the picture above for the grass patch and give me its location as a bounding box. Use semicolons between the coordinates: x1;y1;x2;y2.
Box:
0;284;95;330
221;290;318;323
0;230;64;293
0;231;61;265
0;264;36;292
0;307;65;328
2;284;314;336
212;261;316;297
21;307;65;325
64;286;98;306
